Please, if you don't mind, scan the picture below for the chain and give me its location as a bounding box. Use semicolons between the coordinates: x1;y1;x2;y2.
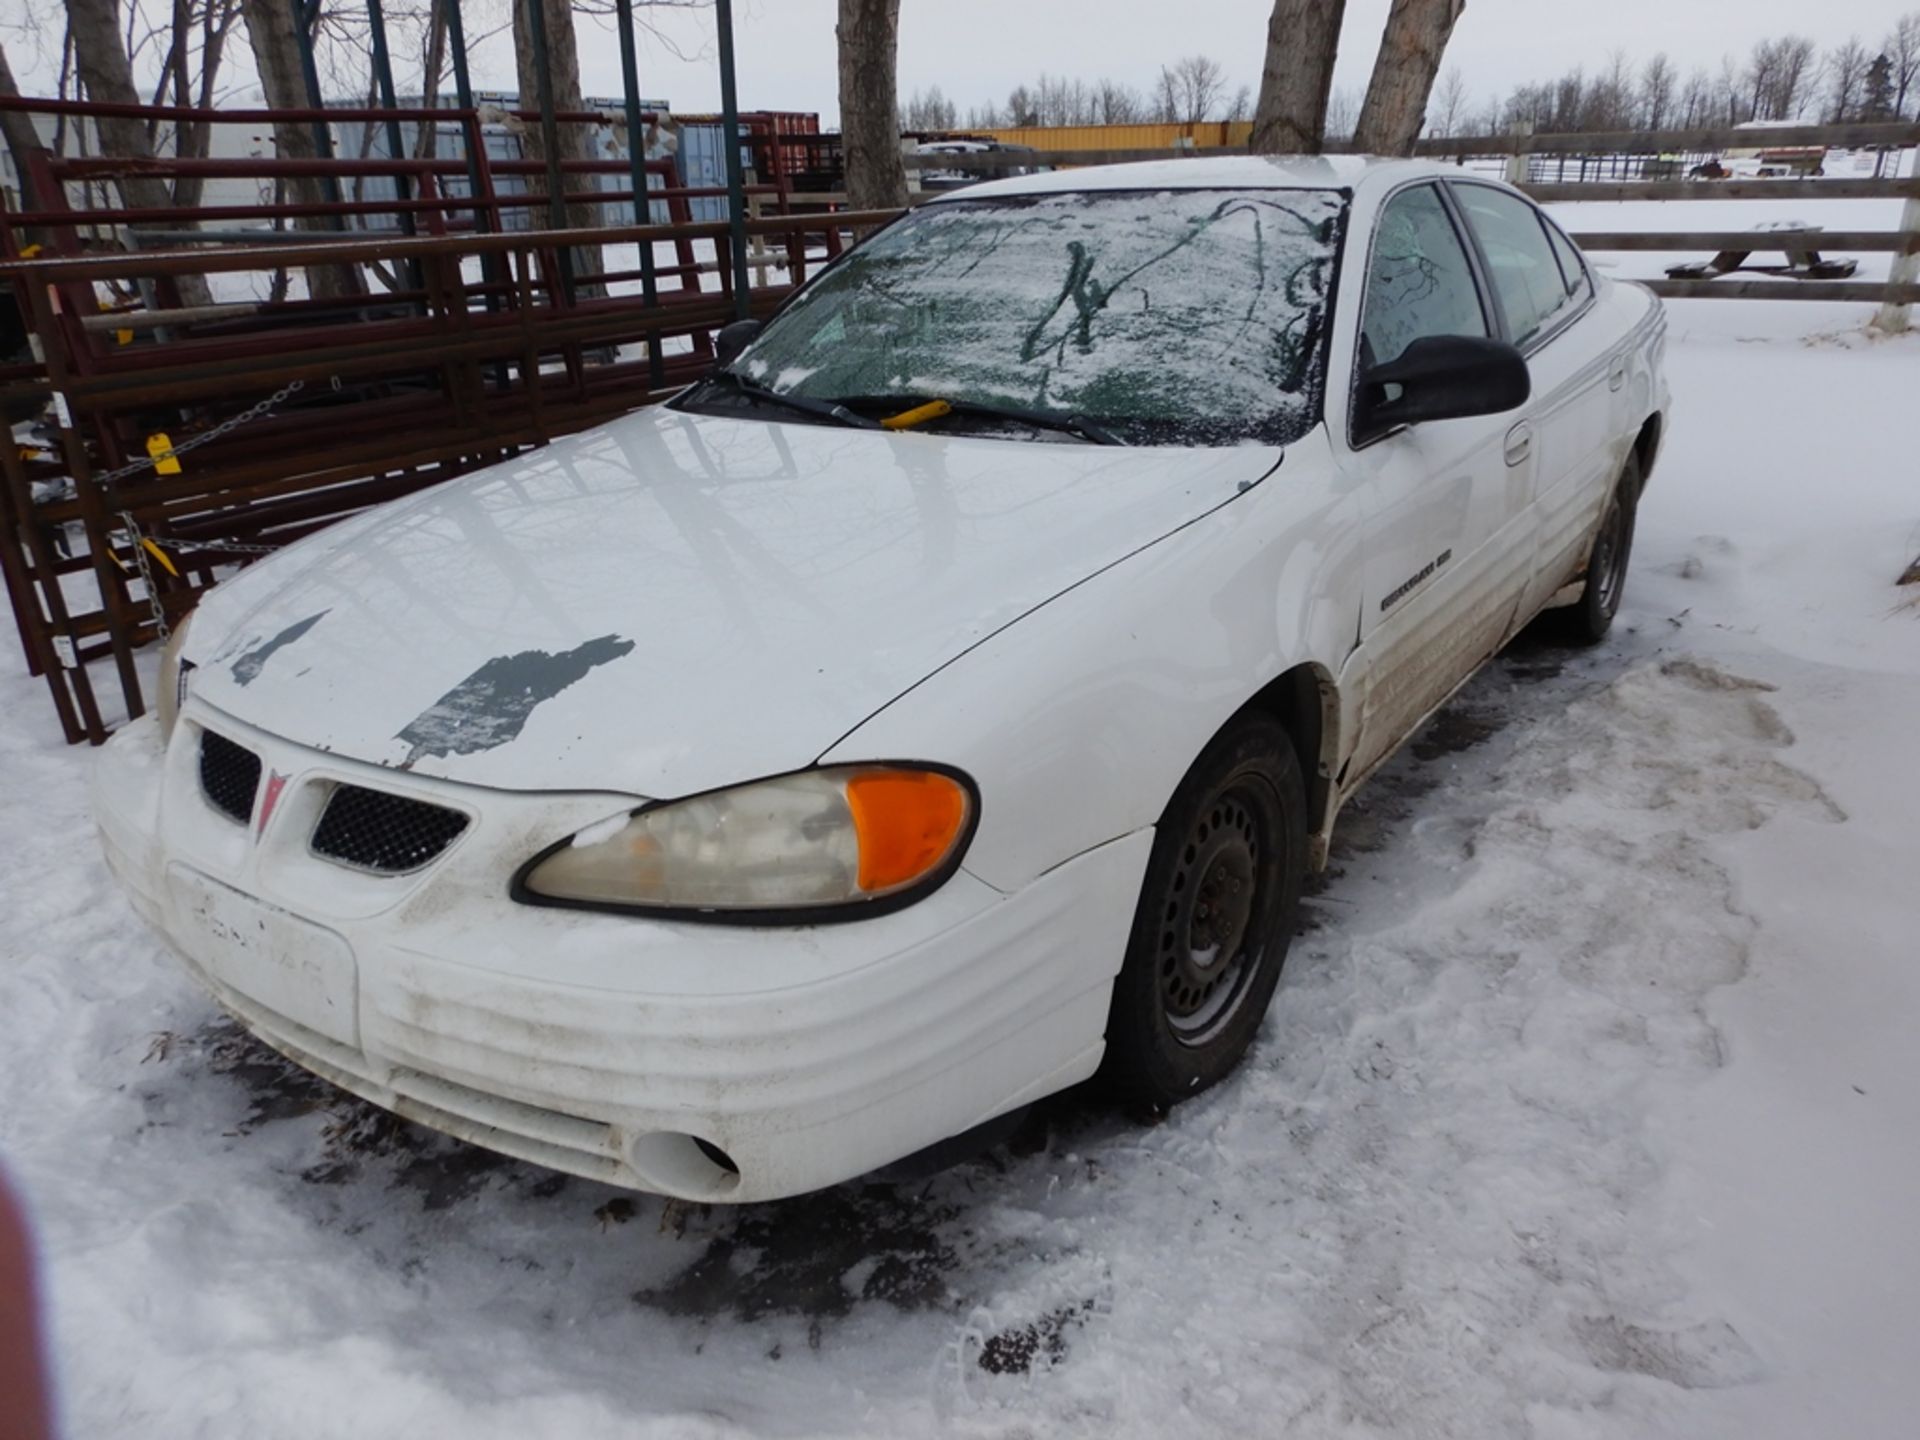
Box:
145;534;284;558
80;379;307;641
119;508;171;642
89;379;307;488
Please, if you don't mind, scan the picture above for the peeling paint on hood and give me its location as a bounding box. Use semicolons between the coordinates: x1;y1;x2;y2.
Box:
228;610;329;686
397;635;637;766
184;407;1279;798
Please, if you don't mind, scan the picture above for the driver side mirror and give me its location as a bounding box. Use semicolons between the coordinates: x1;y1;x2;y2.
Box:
1356;334;1530;442
713;318;763;370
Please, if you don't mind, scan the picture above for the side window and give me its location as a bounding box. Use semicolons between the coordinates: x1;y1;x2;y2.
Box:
1542;215;1593;307
1453;184;1576;347
1359;184;1489;371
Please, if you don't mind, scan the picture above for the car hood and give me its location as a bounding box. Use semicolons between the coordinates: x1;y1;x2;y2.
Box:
187;407;1279;797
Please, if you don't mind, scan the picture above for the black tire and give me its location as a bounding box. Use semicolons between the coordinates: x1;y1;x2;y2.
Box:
1102;713;1307;1111
1561;454;1641;645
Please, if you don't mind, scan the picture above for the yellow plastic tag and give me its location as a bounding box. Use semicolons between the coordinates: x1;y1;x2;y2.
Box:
141;537;181;578
18;242;42;259
115;328;133;345
146;432;182;475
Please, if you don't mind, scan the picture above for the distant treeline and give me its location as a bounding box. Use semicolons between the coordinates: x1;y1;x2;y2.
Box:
905;14;1920;140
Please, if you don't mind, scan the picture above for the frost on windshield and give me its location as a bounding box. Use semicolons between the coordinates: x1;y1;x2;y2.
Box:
739;189;1345;444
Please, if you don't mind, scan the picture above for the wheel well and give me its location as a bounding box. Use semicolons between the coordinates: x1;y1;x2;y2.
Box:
1240;663;1336;847
1632;412;1663;494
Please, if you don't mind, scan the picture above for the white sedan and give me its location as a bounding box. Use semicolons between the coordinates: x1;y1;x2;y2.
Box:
93;155;1668;1203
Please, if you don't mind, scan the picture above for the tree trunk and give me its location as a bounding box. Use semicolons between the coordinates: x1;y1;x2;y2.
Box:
0;42;49;219
238;0;365;300
837;0;909;212
1249;0;1348;155
512;0;604;295
1353;0;1467;157
63;0;214;306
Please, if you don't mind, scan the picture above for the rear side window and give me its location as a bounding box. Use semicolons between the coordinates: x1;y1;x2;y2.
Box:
1359;183;1488;370
1542;216;1594;306
1452;184;1577;347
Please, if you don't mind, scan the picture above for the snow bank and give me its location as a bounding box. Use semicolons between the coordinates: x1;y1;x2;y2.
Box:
1;286;1917;1438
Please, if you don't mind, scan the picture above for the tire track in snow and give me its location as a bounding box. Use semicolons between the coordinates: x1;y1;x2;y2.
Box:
929;648;1843;1436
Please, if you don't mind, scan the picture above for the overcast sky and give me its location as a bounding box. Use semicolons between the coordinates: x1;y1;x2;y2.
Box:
544;0;1920;121
4;0;1916;122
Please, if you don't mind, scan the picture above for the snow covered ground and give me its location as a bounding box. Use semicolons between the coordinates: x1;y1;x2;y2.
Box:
3;278;1918;1435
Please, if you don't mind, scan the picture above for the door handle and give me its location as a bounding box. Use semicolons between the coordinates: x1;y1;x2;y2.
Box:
1504;421;1532;467
1608;354;1629;392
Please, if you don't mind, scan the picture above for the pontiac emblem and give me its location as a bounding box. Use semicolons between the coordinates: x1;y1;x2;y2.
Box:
256;770;291;840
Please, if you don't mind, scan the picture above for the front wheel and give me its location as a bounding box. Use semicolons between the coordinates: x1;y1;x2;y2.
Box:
1101;713;1306;1111
1561;455;1641;645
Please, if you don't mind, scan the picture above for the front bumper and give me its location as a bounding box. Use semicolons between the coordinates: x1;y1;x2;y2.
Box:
93;707;1150;1202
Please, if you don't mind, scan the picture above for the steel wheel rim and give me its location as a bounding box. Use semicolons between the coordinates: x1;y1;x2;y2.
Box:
1158;782;1275;1046
1594;497;1627;617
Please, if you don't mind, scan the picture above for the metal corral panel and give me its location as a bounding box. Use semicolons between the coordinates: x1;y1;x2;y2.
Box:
979;121;1253;152
335;116;671;232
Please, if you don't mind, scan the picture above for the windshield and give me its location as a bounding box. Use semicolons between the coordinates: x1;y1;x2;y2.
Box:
720;187;1346;447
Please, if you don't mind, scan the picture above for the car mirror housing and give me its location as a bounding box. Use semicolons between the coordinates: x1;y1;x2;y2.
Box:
713;318;764;370
1357;334;1531;440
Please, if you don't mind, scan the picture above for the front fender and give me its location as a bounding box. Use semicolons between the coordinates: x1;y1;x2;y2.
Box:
821;431;1363;894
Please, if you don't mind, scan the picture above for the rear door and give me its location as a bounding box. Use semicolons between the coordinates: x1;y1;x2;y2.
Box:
1447;183;1616;619
1338;181;1537;784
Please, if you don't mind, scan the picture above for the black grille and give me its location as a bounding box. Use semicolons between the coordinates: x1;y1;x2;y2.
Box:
311;785;469;874
198;730;262;824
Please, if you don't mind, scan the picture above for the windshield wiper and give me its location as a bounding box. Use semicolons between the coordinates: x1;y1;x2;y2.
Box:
836;394;1126;445
700;371;880;429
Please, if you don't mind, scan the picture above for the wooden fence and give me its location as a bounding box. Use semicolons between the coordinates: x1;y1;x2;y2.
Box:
901;118;1920;327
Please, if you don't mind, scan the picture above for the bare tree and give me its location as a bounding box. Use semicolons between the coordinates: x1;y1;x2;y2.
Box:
236;0;366;299
1549;68;1583;131
63;0;213;304
903;84;956;132
837;0;907;211
1248;0;1347;154
1354;0;1465;155
1427;66;1468;136
1888;12;1920;116
1157;55;1228;124
1676;67;1713;129
1094;78;1141;124
1715;53;1745;124
0;41;49;213
1637;52;1674;131
1324;85;1359;141
1579;49;1632;131
1774;36;1818;118
1821;36;1870;123
1747;35;1817;120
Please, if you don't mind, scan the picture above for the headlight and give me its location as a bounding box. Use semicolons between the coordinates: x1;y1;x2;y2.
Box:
155;611;196;742
514;764;977;921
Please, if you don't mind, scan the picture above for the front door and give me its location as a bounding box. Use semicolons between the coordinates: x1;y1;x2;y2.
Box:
1447;182;1616;620
1339;182;1536;785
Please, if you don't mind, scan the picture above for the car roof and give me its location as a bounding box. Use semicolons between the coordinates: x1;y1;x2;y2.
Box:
924;153;1450;203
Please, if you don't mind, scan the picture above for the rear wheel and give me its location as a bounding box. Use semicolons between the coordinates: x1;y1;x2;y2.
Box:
1561;454;1641;645
1102;713;1306;1111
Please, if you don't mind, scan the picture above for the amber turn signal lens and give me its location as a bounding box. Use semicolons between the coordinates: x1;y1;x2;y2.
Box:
845;769;971;893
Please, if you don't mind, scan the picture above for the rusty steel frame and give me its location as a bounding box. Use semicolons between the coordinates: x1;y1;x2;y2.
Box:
0;88;875;741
